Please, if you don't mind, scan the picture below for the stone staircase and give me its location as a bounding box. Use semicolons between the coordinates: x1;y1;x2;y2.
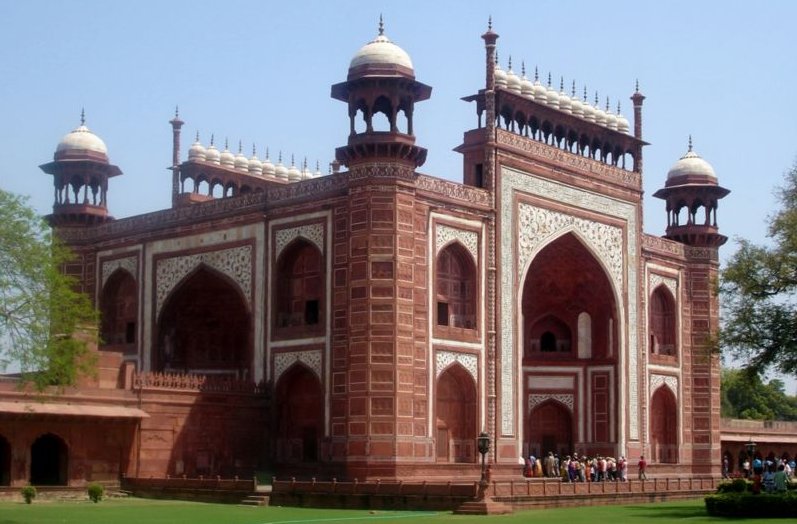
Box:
454;498;513;515
239;485;272;506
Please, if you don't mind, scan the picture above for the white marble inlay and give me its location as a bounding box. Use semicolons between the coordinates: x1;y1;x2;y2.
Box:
101;255;137;288
275;223;324;259
650;373;678;399
436;350;478;382
528;393;574;413
435;224;478;262
273;350;322;383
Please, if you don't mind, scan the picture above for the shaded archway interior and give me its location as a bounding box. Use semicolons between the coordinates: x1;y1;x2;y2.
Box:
650;387;678;463
522;233;618;456
156;266;251;378
649;285;677;363
0;434;10;486
526;400;573;458
435;243;477;331
275;364;324;463
30;433;68;486
435;364;477;463
275;240;324;336
99;269;138;355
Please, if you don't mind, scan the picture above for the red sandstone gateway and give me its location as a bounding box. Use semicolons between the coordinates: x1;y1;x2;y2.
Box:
1;19;791;493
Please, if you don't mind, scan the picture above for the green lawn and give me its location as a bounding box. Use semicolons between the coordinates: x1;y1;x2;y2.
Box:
0;497;776;524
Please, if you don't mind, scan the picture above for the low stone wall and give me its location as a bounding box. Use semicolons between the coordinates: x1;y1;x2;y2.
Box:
121;476;256;504
271;476;721;511
271;478;477;511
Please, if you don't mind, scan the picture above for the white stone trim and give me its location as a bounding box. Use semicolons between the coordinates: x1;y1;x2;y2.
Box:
650;273;677;298
155;245;252;319
274;223;324;259
435;224;478;262
528;393;574;413
650;373;678;399
273;350;322;383
101;255;137;288
435;350;478;382
502;166;638;447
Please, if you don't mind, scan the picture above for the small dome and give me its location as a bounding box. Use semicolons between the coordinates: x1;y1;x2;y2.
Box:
520;76;534;98
274;153;288;180
287;156;301;182
667;139;716;180
234;142;249;171
262;150;275;177
532;70;546;102
506;59;521;94
220;140;235;168
188;133;206;162
545;74;560;109
494;61;507;88
248;147;263;176
593;97;607;126
617;113;630;134
558;80;571;114
570;88;584;117
205;137;221;164
55;113;108;161
349;19;413;77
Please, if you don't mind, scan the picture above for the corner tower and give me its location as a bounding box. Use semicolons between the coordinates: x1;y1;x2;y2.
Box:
40;111;122;226
331;17;431;173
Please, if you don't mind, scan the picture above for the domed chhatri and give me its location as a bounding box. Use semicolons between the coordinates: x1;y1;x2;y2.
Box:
55;109;109;162
666;136;717;182
348;15;414;80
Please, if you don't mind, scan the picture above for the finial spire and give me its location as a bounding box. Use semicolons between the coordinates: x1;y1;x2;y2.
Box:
594;91;599;106
508;55;512;71
572;80;576;97
210;133;215;146
224;138;229;150
521;61;526;77
547;72;552;87
195;131;200;141
265;147;270;159
252;143;257;156
605;96;610;111
688;135;693;152
583;85;588;102
534;66;539;81
238;140;243;154
80;108;85;126
488;15;492;31
495;50;500;66
378;14;384;36
616;101;621;114
635;79;640;93
303;157;308;169
291;153;295;166
174;105;179;119
560;76;564;92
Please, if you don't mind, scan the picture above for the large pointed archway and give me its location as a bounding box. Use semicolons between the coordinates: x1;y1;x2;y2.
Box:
650;386;678;463
99;269;138;355
527;400;573;458
275;364;324;463
30;433;68;485
435;363;477;463
521;232;619;456
156;266;251;378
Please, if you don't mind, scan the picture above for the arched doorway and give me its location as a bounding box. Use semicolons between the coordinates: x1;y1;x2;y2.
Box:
521;233;618;455
156;266;251;377
275;364;323;463
274;240;323;335
0;434;10;486
650;386;678;463
30;434;68;485
527;400;573;458
435;364;477;463
99;269;137;354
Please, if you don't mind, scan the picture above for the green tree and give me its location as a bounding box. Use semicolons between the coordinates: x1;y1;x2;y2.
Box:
720;161;797;377
720;368;797;420
0;189;97;389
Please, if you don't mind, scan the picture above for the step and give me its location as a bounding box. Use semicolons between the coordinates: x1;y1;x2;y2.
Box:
240;494;270;506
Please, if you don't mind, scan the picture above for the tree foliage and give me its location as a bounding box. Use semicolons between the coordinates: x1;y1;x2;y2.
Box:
0;189;97;389
720;161;797;376
720;368;797;420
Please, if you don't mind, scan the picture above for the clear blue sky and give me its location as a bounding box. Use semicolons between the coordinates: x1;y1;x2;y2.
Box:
1;1;796;389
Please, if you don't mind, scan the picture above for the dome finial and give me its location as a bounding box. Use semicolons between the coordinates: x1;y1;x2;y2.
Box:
495;50;500;66
583;85;588;102
594;91;599;106
174;105;179;119
560;76;564;92
224;137;229;150
252;143;257;156
521;61;526;77
80;108;86;126
291;153;295;167
606;96;610;112
265;147;270;159
278;150;283;163
534;66;539;81
688;135;693;152
378;14;384;36
508;55;512;71
572;79;576;97
616;101;622;114
238;140;243;154
488;15;492;31
195;131;200;141
635;79;640;93
210;133;215;146
547;72;552;87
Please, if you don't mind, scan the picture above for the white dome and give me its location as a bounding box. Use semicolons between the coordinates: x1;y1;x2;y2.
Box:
248;150;263;176
55;120;108;159
582;100;596;123
205;141;221;164
604;110;619;130
617;114;630;134
570;95;584;117
532;75;546;102
506;61;521;94
287;157;301;182
593;101;607;126
234;143;249;171
545;79;560;109
262;149;275;176
558;81;571;114
220;142;235;168
667;141;716;180
349;24;413;72
274;154;288;180
520;73;534;97
188;135;206;162
494;62;507;88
